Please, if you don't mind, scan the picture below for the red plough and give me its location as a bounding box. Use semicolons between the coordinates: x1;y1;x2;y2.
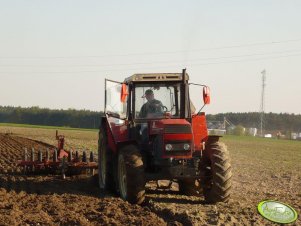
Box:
17;130;98;178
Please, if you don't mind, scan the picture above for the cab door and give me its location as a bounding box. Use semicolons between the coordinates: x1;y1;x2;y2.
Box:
105;79;129;147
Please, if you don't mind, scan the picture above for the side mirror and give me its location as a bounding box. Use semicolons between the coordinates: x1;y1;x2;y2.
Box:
203;86;210;105
120;83;128;103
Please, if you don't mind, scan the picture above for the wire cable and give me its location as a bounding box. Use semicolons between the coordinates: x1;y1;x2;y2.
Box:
0;49;301;68
1;38;301;59
0;52;300;74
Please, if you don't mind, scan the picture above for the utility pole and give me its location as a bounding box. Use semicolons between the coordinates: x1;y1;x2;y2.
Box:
260;70;266;137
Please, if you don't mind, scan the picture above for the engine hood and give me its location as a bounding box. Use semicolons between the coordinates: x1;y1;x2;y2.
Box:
149;119;192;135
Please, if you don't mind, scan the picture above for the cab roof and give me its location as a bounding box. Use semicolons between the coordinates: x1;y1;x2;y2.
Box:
124;73;189;83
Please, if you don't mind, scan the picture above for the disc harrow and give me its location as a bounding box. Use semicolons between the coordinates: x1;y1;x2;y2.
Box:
17;130;97;178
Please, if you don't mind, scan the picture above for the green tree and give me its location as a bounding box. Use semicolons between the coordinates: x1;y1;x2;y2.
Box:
232;125;245;136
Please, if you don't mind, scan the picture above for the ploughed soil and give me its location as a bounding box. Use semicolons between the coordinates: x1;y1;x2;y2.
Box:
0;132;300;225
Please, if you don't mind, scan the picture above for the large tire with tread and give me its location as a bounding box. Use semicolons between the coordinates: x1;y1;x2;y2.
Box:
98;130;115;192
201;137;232;203
118;144;145;204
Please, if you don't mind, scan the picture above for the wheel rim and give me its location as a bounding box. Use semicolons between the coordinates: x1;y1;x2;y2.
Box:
118;154;127;199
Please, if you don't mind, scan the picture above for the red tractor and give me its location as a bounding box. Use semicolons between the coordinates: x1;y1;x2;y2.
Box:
98;69;232;204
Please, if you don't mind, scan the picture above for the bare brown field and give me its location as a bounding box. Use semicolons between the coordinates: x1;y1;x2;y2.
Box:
0;126;98;150
0;125;300;225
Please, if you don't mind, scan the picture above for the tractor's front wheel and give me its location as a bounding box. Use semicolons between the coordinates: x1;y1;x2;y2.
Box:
201;138;232;203
118;145;145;204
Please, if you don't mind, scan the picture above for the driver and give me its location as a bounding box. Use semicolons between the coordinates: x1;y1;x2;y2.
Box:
139;89;163;118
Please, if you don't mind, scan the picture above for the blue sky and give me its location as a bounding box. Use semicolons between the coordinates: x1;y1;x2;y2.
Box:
0;0;301;114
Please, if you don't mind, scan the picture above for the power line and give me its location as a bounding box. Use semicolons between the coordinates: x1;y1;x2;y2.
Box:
0;49;301;68
189;52;301;67
1;38;301;59
0;52;300;74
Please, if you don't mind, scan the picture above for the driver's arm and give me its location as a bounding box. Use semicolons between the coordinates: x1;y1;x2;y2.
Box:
151;100;164;114
139;104;147;118
157;100;164;113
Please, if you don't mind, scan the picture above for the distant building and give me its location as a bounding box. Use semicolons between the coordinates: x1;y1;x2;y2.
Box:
207;120;227;135
248;128;257;136
291;133;297;140
208;129;227;135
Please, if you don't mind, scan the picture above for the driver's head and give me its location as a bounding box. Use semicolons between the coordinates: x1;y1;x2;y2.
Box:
145;89;154;101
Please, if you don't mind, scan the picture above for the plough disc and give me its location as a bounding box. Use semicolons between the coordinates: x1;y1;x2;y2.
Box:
18;147;97;178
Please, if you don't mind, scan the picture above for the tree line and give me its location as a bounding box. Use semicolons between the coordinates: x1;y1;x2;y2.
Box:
206;112;301;132
0;106;300;132
0;106;102;129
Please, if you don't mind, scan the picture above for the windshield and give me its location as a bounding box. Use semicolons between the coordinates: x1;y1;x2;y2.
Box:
135;83;181;119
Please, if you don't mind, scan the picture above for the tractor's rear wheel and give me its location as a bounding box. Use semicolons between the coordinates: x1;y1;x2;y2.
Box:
98;131;114;192
201;138;232;203
117;145;145;204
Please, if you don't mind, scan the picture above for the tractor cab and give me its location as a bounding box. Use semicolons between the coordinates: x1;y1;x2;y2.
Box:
104;70;209;154
99;70;232;205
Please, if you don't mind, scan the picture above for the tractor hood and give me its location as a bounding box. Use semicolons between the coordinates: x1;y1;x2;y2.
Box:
148;119;194;158
149;119;192;135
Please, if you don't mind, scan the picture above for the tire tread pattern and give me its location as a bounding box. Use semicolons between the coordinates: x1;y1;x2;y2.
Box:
201;141;232;203
120;145;145;204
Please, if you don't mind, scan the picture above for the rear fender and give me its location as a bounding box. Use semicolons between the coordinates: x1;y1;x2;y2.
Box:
99;116;117;153
191;113;208;151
